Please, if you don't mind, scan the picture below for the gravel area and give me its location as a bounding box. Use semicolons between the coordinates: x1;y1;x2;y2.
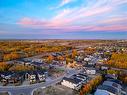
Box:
33;84;79;95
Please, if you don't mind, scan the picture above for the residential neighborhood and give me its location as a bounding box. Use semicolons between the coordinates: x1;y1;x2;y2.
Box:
0;0;127;94
0;40;127;95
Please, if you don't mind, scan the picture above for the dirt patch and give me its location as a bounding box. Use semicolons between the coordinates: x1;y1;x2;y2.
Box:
0;92;9;95
33;84;79;95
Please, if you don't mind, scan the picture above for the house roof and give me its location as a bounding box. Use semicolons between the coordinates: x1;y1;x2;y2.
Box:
103;81;120;88
97;85;118;94
31;61;44;66
73;75;86;79
17;58;32;63
105;74;117;79
86;67;96;70
78;73;88;77
106;79;122;85
84;64;94;68
37;70;45;75
27;70;47;75
94;90;110;95
63;77;82;84
0;71;13;76
28;71;37;75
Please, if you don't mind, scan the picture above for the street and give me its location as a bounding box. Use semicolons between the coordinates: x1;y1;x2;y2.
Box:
0;68;80;95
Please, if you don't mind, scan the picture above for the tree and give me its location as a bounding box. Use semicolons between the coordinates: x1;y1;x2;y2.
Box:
0;62;12;71
47;55;54;63
106;53;127;69
80;75;102;95
9;64;34;71
72;49;78;58
84;47;96;55
57;56;64;61
108;69;117;73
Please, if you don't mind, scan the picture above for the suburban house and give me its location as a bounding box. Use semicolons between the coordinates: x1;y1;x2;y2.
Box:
71;74;87;83
28;71;37;84
8;72;24;85
84;67;96;75
84;57;91;62
76;73;88;81
16;58;32;65
103;81;122;89
101;65;109;70
0;72;12;85
106;79;122;85
61;73;89;90
31;61;44;67
94;85;118;95
37;71;46;82
26;70;47;84
31;58;43;63
95;79;127;95
87;62;96;65
0;72;25;86
102;81;126;95
75;55;84;62
61;77;82;90
105;74;118;79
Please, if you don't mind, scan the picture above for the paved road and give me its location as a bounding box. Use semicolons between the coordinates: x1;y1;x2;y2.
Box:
1;49;82;95
0;68;80;95
111;67;127;72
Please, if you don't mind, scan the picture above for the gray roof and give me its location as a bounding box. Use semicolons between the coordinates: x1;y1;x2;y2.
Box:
72;74;87;80
106;79;122;85
63;77;82;84
78;73;88;77
97;85;118;94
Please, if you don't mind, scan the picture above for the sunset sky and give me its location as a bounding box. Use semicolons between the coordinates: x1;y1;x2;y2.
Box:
0;0;127;39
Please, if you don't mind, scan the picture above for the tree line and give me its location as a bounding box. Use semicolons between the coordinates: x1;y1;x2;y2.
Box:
0;41;72;62
106;52;127;69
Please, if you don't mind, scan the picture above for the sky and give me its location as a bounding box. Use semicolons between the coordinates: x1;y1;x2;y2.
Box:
0;0;127;39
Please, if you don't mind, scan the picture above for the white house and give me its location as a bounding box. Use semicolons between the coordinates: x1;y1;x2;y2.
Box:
28;72;37;84
61;77;82;90
29;74;36;83
37;72;46;82
87;62;95;65
101;66;109;70
84;57;91;62
85;68;96;75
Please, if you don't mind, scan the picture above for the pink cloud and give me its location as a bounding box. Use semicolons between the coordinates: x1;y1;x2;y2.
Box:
88;25;127;32
100;17;127;24
18;17;52;28
18;0;127;33
18;18;35;25
18;17;127;32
